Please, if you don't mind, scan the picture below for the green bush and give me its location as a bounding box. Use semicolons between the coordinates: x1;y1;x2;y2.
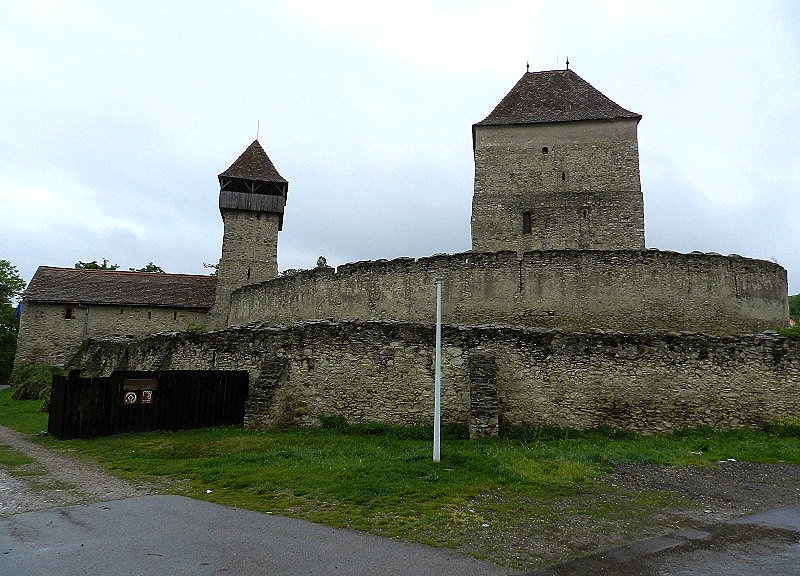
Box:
777;324;800;338
10;364;64;410
763;416;800;437
789;294;799;321
185;321;207;333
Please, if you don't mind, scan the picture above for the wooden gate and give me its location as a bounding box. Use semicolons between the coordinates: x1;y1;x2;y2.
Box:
48;370;249;439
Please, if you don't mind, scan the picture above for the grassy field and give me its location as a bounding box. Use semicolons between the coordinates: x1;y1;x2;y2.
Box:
0;388;48;434
2;386;800;567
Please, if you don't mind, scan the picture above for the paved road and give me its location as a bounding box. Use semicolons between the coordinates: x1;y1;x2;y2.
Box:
0;495;519;575
5;496;800;576
2;409;800;575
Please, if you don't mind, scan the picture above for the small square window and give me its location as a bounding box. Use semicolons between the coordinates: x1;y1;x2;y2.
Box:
64;307;73;319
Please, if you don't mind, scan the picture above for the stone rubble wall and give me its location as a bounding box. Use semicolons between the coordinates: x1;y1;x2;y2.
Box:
229;250;788;335
69;320;800;434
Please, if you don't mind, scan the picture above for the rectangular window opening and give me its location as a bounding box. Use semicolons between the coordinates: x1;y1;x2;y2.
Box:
64;307;73;319
522;211;532;234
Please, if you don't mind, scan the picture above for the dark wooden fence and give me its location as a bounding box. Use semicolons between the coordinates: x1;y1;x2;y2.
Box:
48;370;249;439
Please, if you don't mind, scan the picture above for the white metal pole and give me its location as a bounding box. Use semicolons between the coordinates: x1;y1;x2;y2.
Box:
433;277;442;463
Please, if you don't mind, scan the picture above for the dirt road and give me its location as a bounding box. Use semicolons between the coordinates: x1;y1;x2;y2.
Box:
0;426;156;516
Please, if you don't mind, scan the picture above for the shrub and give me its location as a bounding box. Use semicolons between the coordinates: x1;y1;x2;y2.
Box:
777;324;800;338
185;321;207;333
10;364;64;410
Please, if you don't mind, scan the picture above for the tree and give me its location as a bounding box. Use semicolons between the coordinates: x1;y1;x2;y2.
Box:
129;262;165;273
75;258;119;270
790;294;800;322
0;260;26;386
0;260;26;304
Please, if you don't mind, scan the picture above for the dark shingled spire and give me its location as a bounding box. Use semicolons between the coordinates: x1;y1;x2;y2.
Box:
218;140;289;228
218;140;287;183
475;69;641;126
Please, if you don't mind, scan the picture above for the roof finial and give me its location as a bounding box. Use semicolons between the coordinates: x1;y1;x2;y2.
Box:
566;56;570;70
526;60;530;73
256;120;260;142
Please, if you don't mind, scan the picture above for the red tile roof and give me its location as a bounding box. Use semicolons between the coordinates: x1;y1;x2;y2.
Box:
24;267;216;308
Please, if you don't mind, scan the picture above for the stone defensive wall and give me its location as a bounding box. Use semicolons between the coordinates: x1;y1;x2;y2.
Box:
70;321;800;435
228;250;788;335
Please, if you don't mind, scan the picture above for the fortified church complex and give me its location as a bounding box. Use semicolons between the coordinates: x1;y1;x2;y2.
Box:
15;69;798;435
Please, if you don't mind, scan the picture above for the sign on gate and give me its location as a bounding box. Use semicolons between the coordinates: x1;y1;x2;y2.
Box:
48;370;249;439
122;378;158;405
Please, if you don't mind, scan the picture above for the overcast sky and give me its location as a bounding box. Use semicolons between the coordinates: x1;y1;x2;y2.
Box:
1;0;798;296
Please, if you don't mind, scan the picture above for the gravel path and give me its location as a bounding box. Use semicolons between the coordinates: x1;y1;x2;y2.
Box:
0;426;157;517
607;461;800;521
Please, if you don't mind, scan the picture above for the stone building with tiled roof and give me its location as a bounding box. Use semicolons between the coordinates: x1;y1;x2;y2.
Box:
14;140;286;368
472;68;645;253
16;268;216;366
209;140;288;328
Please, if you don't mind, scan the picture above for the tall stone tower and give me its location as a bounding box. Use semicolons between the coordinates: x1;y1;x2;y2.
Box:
471;69;644;253
209;140;288;327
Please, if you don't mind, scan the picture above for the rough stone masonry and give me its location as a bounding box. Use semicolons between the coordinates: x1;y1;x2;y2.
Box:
70;321;800;436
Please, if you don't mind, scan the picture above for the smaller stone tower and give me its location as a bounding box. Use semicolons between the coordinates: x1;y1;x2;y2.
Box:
209;140;288;328
471;69;644;253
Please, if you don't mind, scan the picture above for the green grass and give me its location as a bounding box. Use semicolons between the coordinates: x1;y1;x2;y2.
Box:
0;387;48;434
27;423;800;537
0;444;34;468
2;391;800;566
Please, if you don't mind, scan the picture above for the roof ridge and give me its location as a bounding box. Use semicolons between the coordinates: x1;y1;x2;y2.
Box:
36;266;214;280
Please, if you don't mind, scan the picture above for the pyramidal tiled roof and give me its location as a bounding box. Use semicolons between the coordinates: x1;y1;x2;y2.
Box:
475;69;640;126
218;140;287;183
23;267;217;308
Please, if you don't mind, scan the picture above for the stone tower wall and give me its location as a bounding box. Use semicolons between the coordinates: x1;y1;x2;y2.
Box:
228;250;788;335
209;209;280;327
471;118;644;252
